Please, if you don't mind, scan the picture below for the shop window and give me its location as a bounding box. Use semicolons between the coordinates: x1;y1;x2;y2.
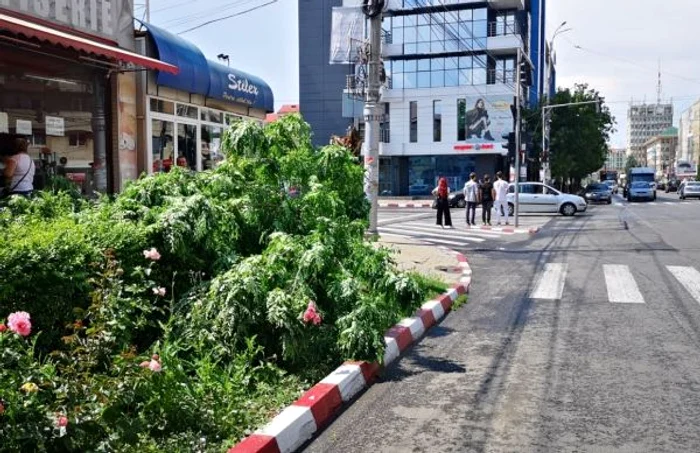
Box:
177;123;197;171
150;98;175;115
152;119;175;173
201;109;223;123
176;104;198;119
226;114;243;126
30;133;46;147
202;125;223;170
68;132;88;147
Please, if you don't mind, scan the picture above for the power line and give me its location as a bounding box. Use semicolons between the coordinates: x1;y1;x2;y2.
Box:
563;37;700;87
157;0;262;28
177;0;278;34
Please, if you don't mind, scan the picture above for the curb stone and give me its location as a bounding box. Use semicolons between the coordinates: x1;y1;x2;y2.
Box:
228;248;472;453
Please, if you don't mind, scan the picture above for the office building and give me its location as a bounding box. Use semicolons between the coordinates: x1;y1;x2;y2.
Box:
626;101;673;166
644;127;677;178
678;100;700;168
299;0;550;195
605;148;626;174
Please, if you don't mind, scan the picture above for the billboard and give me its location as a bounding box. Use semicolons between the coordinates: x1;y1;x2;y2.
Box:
1;0;136;49
454;95;514;154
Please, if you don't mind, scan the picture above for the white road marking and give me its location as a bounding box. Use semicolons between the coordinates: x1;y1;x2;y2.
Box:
668;266;700;305
404;223;503;238
530;263;568;300
377;227;486;244
604;265;645;304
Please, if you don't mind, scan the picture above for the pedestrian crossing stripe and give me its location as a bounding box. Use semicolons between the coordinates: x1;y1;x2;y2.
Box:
529;264;700;305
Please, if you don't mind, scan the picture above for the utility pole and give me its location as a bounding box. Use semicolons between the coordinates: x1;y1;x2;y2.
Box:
362;0;384;235
514;48;522;228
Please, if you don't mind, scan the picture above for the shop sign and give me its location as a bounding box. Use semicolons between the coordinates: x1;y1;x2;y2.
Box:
1;0;135;48
222;73;262;106
45;115;64;136
16;119;32;135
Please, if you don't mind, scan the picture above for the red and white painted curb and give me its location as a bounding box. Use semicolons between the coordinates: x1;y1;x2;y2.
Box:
379;202;433;209
228;250;472;453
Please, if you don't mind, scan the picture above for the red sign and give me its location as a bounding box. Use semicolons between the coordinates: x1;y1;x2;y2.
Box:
453;144;495;152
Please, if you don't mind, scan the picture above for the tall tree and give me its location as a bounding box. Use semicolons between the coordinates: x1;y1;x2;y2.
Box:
625;155;639;175
525;84;616;190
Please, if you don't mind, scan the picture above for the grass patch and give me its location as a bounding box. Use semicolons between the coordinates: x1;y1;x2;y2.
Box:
452;294;469;311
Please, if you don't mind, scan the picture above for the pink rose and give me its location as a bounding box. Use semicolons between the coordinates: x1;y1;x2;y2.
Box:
303;301;322;325
152;287;167;297
56;415;68;428
7;312;31;337
139;361;150;368
148;359;162;373
143;248;161;261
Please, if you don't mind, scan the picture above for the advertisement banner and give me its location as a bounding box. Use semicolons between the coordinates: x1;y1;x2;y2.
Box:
454;95;514;154
1;0;136;49
329;7;365;65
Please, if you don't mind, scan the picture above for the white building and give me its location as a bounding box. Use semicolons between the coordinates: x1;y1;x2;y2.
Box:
678;100;700;168
337;0;550;196
627;102;673;166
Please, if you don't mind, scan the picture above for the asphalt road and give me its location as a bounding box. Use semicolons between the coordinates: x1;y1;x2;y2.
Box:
304;191;700;453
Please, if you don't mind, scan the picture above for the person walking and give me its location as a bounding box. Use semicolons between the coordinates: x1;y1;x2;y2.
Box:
432;177;453;228
493;171;510;226
480;174;494;226
463;172;479;227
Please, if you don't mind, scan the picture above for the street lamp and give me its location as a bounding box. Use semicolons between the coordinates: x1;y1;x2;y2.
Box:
217;54;230;67
542;21;572;184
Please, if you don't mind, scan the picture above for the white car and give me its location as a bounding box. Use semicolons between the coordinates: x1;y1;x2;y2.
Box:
507;182;588;216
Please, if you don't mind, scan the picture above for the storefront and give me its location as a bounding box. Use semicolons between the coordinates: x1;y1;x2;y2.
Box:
136;24;274;175
0;3;177;193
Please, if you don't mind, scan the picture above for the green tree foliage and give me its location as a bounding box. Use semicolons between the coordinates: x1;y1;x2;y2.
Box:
525;84;615;187
625;155;640;175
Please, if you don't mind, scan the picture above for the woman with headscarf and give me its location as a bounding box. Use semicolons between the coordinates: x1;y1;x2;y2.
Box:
432;177;453;228
465;98;495;141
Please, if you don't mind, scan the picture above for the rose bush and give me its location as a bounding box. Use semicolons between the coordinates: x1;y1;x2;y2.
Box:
0;115;445;451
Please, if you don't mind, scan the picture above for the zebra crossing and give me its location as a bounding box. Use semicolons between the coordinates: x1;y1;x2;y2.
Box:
530;263;700;305
378;219;525;247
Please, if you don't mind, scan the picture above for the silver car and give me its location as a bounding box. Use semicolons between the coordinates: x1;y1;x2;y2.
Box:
679;181;700;200
628;181;655;201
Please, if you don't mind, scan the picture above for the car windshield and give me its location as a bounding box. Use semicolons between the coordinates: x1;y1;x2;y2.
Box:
632;182;650;188
589;184;608;191
687;182;700;188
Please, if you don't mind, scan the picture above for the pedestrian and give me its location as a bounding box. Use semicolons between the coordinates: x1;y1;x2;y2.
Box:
480;174;494;226
464;172;479;227
432;177;453;228
2;138;35;198
493;171;510;226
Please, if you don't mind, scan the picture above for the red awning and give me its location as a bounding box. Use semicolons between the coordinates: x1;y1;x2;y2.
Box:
0;13;179;75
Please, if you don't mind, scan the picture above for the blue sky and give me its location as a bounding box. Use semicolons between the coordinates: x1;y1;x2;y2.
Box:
142;0;700;148
142;0;300;108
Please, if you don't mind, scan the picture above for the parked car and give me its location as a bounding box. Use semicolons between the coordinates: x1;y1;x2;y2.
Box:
581;183;612;204
507;182;588;217
602;180;618;194
448;192;467;208
679;180;700;200
627;181;655;201
665;180;679;193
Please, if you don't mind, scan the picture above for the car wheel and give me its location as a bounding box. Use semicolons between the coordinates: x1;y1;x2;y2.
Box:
457;199;467;209
561;203;577;217
606;199;612;205
508;203;515;217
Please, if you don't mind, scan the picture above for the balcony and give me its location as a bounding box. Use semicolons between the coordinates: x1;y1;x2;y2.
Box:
486;23;523;54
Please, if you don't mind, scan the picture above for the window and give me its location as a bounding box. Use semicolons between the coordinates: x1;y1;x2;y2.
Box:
433;100;442;142
176;104;198;119
398;8;488;56
150;98;174;115
457;99;466;141
394;54;487;89
409;101;418;143
68;132;88;147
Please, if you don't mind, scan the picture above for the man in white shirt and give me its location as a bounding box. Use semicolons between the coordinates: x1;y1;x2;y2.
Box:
463;172;479;226
493;171;510;226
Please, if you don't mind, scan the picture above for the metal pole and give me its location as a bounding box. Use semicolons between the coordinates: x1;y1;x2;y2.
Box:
364;9;382;235
514;48;522;228
542;41;550;185
145;0;150;23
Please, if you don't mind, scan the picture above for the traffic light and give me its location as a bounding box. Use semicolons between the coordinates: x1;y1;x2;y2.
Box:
502;132;516;163
519;60;532;87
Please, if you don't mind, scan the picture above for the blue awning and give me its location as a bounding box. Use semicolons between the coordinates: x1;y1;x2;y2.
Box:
143;23;274;113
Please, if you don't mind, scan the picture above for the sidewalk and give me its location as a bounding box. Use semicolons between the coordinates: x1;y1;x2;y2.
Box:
376;234;465;285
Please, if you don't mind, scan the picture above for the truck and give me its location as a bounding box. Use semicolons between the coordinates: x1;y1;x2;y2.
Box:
623;167;656;200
